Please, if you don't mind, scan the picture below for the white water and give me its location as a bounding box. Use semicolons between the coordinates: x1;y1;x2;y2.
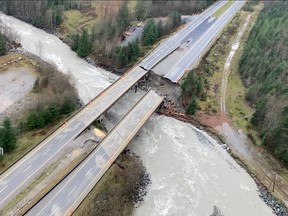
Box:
0;12;118;104
0;13;274;216
130;115;273;216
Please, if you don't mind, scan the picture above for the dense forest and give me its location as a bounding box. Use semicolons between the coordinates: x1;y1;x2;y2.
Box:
239;1;288;165
140;0;216;17
0;0;91;30
84;0;215;67
0;0;216;67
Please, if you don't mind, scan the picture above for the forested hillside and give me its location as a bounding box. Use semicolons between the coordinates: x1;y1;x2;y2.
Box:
0;0;91;30
239;1;288;165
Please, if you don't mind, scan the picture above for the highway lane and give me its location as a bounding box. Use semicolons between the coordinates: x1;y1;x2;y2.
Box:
139;0;227;70
164;1;245;83
26;90;163;216
151;15;217;76
0;66;147;210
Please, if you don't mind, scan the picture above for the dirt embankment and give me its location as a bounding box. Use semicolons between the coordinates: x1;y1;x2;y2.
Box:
164;4;288;214
157;99;288;215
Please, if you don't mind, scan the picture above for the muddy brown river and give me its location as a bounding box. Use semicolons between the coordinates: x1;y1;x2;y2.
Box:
0;12;274;216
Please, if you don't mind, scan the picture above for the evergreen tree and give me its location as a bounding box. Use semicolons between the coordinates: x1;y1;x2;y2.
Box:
187;99;198;115
26;112;38;130
168;11;182;28
116;46;128;66
132;41;140;59
142;19;158;46
156;20;164;38
0;118;17;152
37;111;47;128
238;1;288;165
128;41;140;62
135;0;146;21
128;42;134;62
61;97;76;114
117;2;129;32
182;70;204;98
0;34;7;56
45;102;60;123
77;29;92;58
71;33;79;51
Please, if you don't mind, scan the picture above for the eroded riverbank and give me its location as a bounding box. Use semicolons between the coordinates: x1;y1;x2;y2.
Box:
0;11;281;216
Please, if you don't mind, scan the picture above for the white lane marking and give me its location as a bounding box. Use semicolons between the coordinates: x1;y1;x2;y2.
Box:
120;128;128;136
40;92;162;216
0;185;8;193
42;148;50;156
74;122;81;128
59;134;67;140
0;67;146;208
99;154;106;160
142;1;226;68
167;1;243;81
85;168;93;177
109;138;118;149
68;186;77;196
22;164;32;173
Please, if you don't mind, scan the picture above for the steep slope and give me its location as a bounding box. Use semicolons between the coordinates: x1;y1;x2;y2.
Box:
239;1;288;165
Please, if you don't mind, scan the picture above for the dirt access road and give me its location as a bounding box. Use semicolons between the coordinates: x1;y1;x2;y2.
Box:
215;14;288;208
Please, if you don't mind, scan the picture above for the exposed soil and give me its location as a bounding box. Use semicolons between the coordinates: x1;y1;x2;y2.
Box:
198;113;232;128
192;11;288;215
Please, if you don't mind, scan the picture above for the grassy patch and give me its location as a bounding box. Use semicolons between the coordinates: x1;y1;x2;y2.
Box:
58;1;136;37
59;10;96;36
190;13;241;114
212;1;234;18
226;5;263;135
0;111;76;174
74;153;150;216
0;53;37;73
0;123;59;174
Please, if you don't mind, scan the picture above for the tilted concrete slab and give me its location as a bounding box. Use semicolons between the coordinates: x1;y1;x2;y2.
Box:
0;66;147;210
139;0;226;71
26;90;163;216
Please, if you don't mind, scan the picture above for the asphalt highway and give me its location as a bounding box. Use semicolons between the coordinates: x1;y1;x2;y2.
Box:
26;90;163;216
0;66;147;210
0;1;244;212
164;1;245;83
139;0;227;70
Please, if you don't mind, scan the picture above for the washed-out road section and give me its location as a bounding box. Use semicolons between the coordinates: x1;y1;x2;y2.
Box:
163;1;245;82
139;0;226;71
26;90;163;216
